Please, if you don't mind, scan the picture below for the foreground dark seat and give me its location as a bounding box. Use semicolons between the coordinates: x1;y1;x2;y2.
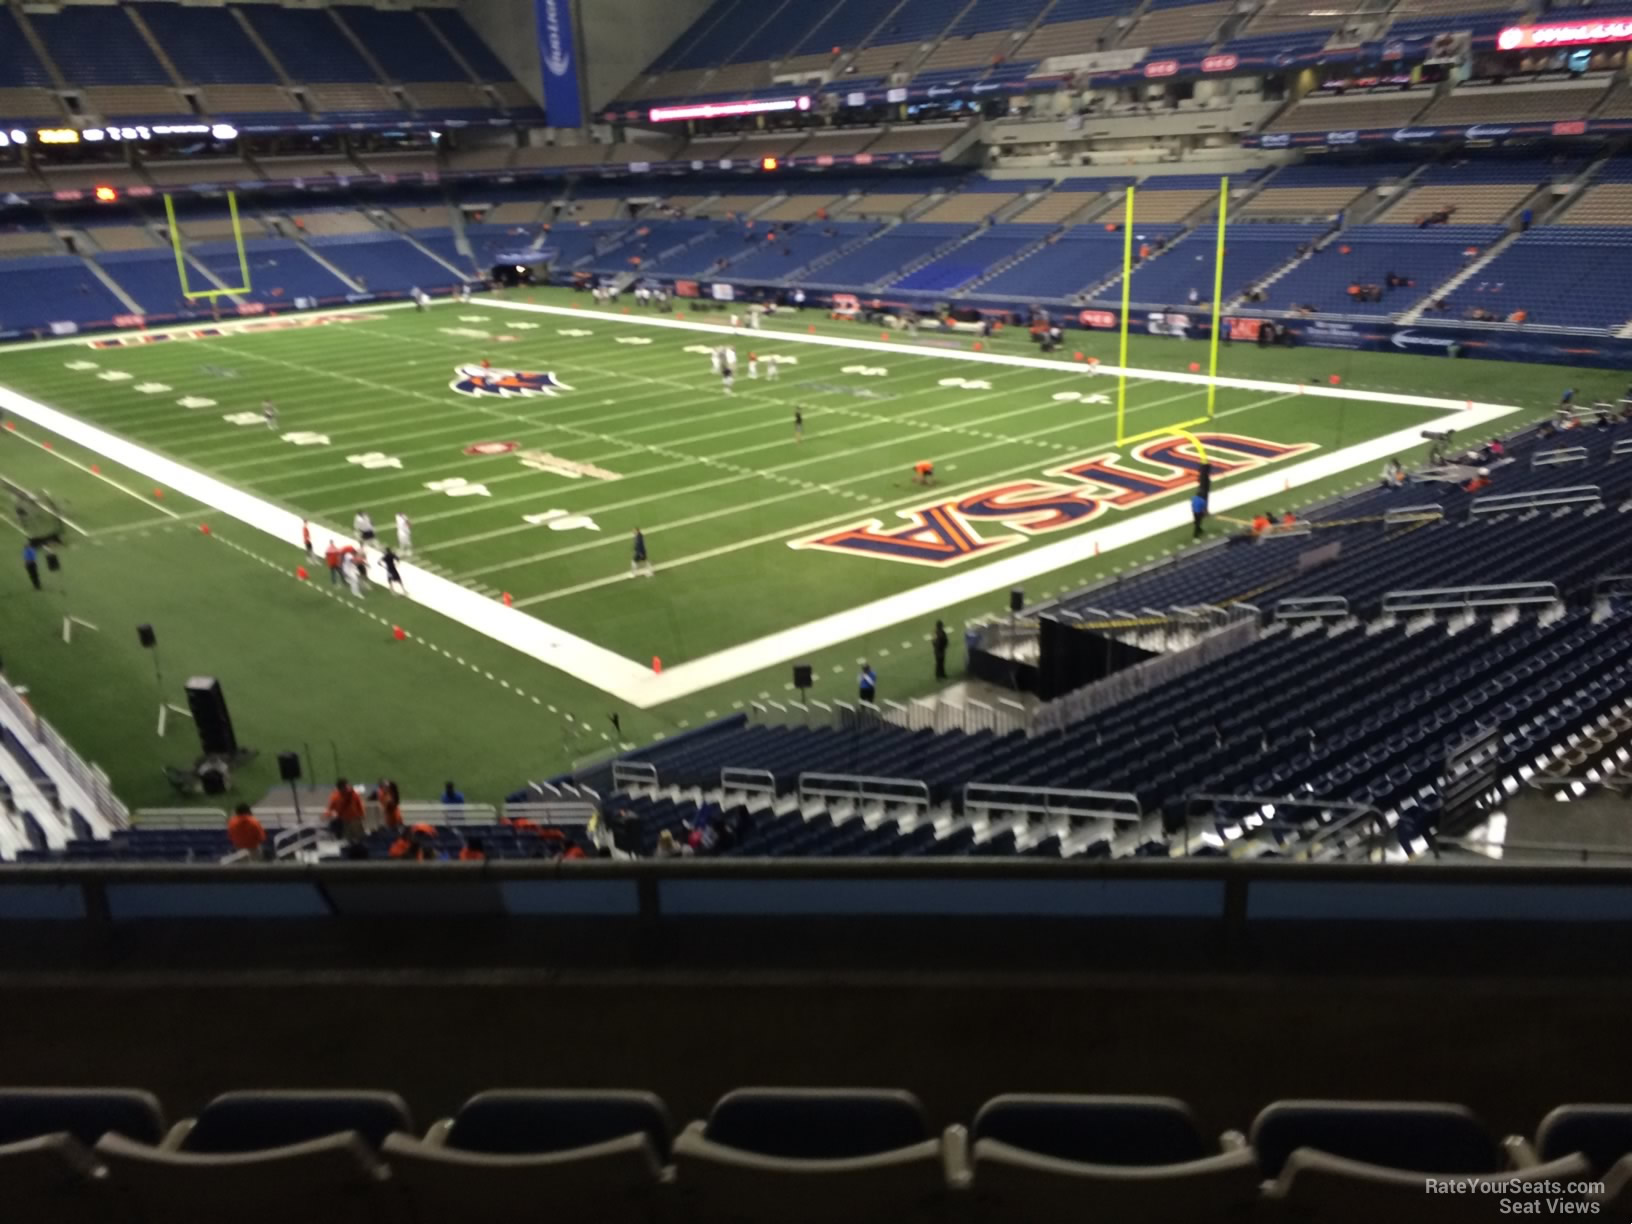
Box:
1254;1099;1590;1223
384;1089;672;1224
671;1087;962;1224
1535;1104;1632;1218
968;1094;1258;1223
0;1088;165;1224
95;1090;411;1224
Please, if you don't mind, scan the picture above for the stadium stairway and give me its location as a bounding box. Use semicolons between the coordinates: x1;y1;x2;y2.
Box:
1396;229;1522;323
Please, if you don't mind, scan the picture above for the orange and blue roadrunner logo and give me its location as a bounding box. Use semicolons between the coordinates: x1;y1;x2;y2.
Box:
450;365;573;398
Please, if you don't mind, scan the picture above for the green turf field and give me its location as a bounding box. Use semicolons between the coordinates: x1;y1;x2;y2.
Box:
0;288;1621;809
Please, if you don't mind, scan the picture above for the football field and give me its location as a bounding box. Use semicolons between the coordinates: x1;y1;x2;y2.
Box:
0;290;1518;695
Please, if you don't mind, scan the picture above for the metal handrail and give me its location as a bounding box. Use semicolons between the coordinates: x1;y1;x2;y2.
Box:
963;782;1141;823
1383;504;1445;524
1274;595;1350;621
1382;582;1557;613
797;773;931;811
1182;792;1389;862
612;761;658;791
503;801;597;826
131;808;232;829
1471;486;1599;514
273;826;321;861
0;677;127;830
1530;446;1589;467
720;767;777;796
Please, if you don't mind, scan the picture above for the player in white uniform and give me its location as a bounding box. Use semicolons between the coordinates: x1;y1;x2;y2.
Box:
710;346;723;376
395;511;413;557
721;346;736;395
262;400;278;430
766;355;780;381
747;352;759;380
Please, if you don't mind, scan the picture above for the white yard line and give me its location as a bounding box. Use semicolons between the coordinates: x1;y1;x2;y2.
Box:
0;300;419;358
0;301;1524;710
5;428;180;522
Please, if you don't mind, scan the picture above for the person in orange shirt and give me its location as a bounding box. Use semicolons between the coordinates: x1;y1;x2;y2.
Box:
325;777;365;842
1251;512;1271;535
1281;511;1297;527
301;521;312;557
458;837;486;862
227;803;266;858
913;460;935;486
372;778;402;830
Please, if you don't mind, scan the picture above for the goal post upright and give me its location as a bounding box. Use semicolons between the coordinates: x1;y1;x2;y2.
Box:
1117;184;1135;444
1207;175;1229;421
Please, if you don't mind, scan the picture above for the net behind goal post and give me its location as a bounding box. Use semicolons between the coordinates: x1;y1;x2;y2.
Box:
5;479;67;546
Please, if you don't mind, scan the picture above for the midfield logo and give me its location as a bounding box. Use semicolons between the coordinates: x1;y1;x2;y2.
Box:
450;365;572;398
790;433;1314;567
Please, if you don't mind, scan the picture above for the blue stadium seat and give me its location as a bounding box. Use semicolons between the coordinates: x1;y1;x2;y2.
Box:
672;1088;955;1224
95;1090;411;1224
970;1094;1260;1223
383;1090;672;1224
1536;1104;1632;1172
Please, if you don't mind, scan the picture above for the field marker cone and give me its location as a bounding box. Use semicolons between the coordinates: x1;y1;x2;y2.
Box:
502;592;513;606
1074;351;1084;361
90;464;100;474
652;656;663;673
199;524;211;535
880;331;890;341
807;324;815;334
973;341;983;351
675;311;684;319
393;625;406;641
296;565;309;581
1329;374;1341;386
153;488;164;499
2;421;12;431
1189;361;1200;373
41;441;51;450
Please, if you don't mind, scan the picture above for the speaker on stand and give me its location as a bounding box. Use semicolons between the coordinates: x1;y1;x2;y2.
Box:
793;664;813;721
138;624;172;737
278;751;303;821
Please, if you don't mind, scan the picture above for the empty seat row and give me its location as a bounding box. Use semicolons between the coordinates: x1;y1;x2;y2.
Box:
6;1087;1631;1224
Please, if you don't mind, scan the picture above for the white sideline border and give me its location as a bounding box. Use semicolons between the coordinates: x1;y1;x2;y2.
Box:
0;299;1521;710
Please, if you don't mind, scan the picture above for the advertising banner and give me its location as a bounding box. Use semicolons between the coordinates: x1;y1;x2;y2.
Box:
535;0;583;128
